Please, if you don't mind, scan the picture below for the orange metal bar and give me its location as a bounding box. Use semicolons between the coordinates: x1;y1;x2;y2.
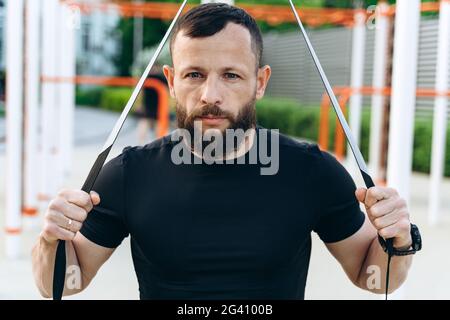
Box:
60;1;445;27
334;93;351;161
320;86;450;162
61;1;359;27
151;79;170;138
319;93;331;151
41;75;171;137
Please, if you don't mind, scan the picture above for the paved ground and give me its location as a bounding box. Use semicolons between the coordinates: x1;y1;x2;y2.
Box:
0;106;449;299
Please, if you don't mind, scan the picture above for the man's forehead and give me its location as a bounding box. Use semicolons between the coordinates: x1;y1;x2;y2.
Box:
171;23;256;68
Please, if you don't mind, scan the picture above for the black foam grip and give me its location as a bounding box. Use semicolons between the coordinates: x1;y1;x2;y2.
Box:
52;145;113;300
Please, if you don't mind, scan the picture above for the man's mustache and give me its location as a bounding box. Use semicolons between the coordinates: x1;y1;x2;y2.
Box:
187;104;234;121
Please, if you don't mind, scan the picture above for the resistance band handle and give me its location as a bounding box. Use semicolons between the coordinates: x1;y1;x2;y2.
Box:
361;169;394;299
52;146;112;300
52;240;66;300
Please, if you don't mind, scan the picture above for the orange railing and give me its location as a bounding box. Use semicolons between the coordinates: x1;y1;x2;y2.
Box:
319;86;450;161
61;0;445;27
61;1;362;27
41;75;170;138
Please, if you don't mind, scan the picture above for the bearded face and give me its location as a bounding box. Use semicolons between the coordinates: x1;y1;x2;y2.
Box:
175;96;257;152
162;23;272;154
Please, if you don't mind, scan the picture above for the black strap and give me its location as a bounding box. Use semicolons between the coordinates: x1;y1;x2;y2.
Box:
53;240;66;300
385;253;392;300
384;238;394;300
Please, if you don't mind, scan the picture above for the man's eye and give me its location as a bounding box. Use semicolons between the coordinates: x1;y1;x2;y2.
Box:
224;73;240;79
187;72;202;79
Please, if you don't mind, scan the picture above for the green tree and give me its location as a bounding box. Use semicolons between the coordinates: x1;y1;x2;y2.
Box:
113;0;439;75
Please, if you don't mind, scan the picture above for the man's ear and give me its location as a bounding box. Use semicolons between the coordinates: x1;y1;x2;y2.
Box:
163;65;175;98
255;65;271;100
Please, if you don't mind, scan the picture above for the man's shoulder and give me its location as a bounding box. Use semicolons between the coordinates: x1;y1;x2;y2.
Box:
263;127;323;160
118;133;173;162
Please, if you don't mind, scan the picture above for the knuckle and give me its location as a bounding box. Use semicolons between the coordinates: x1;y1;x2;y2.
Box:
389;188;398;196
73;221;83;233
73;207;87;222
379;228;390;238
397;198;407;208
399;209;409;220
79;210;88;221
44;222;58;237
399;219;410;230
81;193;92;208
48;199;61;211
57;189;69;198
373;218;382;229
370;206;381;217
46;210;59;222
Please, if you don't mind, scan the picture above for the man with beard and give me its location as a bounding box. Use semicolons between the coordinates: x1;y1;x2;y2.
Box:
32;3;417;299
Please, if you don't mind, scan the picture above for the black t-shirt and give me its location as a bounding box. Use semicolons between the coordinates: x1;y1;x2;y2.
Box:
80;127;365;299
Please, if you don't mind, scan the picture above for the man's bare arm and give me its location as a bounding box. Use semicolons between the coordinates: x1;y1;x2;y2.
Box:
31;189;115;298
326;216;412;294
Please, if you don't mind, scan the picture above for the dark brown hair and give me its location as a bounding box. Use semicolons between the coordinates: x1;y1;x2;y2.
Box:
169;3;263;69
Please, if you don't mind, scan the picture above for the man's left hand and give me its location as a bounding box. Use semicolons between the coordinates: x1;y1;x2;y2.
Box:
355;187;412;249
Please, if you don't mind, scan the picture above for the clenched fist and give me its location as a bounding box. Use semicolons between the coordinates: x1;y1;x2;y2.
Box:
41;189;101;243
355;186;412;249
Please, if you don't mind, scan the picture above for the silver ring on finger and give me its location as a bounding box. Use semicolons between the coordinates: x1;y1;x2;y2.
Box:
66;218;73;231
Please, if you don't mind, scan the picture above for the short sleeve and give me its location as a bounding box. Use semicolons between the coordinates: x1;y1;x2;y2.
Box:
313;149;365;243
79;151;129;248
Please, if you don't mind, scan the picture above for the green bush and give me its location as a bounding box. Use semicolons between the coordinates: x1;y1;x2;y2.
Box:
99;87;134;112
256;96;450;177
75;87;102;107
90;92;449;177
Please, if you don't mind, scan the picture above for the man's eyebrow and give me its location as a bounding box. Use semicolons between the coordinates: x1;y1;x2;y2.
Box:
222;66;247;74
179;66;208;73
179;65;250;74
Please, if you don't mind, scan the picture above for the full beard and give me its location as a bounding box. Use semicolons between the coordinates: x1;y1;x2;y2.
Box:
176;96;257;154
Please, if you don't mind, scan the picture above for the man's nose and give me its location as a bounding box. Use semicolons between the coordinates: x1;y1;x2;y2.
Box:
200;77;223;106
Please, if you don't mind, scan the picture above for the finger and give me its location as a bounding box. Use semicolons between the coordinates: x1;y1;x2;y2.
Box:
371;209;402;230
63;202;88;222
48;210;83;233
42;222;76;242
365;187;390;208
90;191;101;206
355;188;367;203
378;219;409;240
58;189;93;212
367;197;400;219
54;225;77;241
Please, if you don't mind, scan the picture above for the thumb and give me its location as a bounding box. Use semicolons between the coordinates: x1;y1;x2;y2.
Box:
355;187;367;203
90;191;101;206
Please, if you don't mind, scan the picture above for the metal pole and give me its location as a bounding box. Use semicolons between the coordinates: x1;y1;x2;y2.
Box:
369;2;390;182
348;9;366;157
23;0;42;227
5;0;25;259
387;0;420;207
386;0;421;299
58;2;76;180
133;0;144;60
40;0;59;202
429;0;450;226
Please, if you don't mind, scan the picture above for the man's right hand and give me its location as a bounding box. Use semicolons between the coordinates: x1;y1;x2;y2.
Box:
41;189;101;243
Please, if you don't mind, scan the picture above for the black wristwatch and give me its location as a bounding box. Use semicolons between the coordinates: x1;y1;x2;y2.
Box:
378;223;422;256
